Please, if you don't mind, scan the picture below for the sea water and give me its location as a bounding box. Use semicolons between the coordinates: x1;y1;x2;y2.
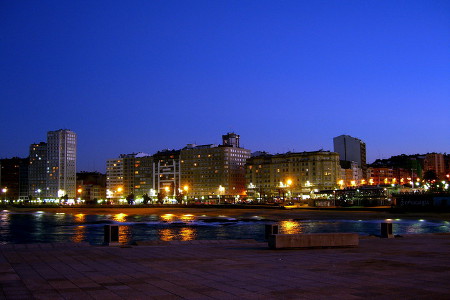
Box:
1;210;449;245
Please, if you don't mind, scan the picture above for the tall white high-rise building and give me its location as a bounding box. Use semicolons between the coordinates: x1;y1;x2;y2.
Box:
47;129;77;198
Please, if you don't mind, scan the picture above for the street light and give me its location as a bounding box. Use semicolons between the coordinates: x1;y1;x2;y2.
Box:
2;187;7;202
183;185;189;204
218;185;225;204
286;179;292;202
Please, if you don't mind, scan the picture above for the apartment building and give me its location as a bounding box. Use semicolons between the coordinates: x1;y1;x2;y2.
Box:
246;150;340;200
28;142;48;198
333;135;367;178
106;157;124;201
46;129;77;198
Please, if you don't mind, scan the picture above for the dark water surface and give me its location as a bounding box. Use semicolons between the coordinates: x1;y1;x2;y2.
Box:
1;210;449;245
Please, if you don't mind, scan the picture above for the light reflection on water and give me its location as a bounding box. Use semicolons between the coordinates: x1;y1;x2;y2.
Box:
180;227;195;241
71;226;86;243
279;220;303;234
113;213;127;222
159;226;197;241
0;211;449;245
119;225;132;244
74;213;85;223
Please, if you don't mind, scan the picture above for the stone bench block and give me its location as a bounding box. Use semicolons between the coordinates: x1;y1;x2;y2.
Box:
268;233;359;249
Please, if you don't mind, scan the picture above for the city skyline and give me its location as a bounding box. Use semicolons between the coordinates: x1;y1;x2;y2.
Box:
1;1;449;172
2;128;449;173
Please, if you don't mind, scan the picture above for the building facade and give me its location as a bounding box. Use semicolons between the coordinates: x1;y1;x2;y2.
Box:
333;135;367;178
180;135;250;199
0;157;29;201
28;142;48;199
106;157;124;201
338;160;364;188
47;130;77;198
106;153;154;201
246;150;340;201
424;153;446;180
76;172;106;202
152;150;181;198
134;155;154;197
104;133;250;202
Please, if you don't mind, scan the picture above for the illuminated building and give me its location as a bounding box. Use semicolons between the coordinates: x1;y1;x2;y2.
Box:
47;129;77;198
246;150;340;201
28;142;47;198
76;172;106;202
106;157;124;201
133;155;154;197
152;150;181;197
0;157;29;201
339;161;364;187
367;167;395;186
424;153;446;179
122;153;138;197
106;153;154;201
180;133;251;198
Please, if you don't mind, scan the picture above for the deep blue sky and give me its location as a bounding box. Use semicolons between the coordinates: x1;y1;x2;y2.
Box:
1;0;449;172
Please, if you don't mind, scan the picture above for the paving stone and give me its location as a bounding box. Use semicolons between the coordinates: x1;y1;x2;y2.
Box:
32;291;65;300
85;289;123;299
0;235;450;299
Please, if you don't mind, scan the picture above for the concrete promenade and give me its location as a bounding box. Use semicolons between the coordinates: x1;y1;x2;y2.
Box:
1;235;450;299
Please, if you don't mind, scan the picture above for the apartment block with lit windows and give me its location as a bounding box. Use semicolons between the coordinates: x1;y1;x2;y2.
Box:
424;153;446;179
76;172;106;201
46;129;77;198
0;157;29;201
106;153;154;201
122;153;138;197
338;161;364;188
366;167;395;185
28;142;48;198
104;133;249;201
180;133;251;198
246;150;340;200
134;155;154;197
106;157;124;201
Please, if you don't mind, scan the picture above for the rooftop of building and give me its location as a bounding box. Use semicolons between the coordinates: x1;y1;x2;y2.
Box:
249;149;337;159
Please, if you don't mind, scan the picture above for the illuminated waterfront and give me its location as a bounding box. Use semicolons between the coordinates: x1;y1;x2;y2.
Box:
1;210;450;245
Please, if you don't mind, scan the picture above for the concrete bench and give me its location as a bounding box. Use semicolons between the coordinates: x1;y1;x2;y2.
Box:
268;233;359;249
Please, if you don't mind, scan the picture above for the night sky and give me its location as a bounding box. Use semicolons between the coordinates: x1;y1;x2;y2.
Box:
1;0;449;172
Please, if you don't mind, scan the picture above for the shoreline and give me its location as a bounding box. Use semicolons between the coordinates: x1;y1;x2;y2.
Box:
3;206;450;221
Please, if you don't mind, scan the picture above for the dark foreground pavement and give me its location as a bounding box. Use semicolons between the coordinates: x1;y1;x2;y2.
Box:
1;235;450;299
